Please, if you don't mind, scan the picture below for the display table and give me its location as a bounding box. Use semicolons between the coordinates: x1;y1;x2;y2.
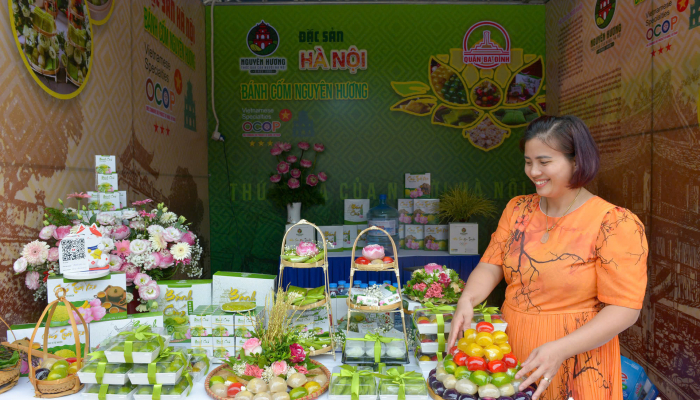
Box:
0;352;425;399
281;250;480;288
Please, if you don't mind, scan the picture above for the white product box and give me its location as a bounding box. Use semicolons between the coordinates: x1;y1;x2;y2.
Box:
355;224;368;248
9;323;87;360
87;191;100;210
212;272;276;307
99;192;120;211
212;309;234;338
449;223;479;254
214;336;236;348
189;305;214;338
318;225;343;252
399;225;405;250
95;155;116;174
343;225;358;249
284;224;316;248
398;199;414;224
424;225;448;251
118;191;127;209
344;199;370;224
191;337;213;349
405;225;424;250
96;173;118;193
89;312;164;351
212;347;237;363
47;272;128;326
155;280;213;343
404;173;431;198
413;199;440;225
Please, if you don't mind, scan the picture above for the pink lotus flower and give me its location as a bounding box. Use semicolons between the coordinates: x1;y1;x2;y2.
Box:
114;240;131;257
313;143;325;152
270;174;281;183
271;147;282;156
74;307;94;324
112;225;130;240
244;364;263;379
53;226;72;241
413;283;427;292
280;143;292;152
299;159;312;168
39;225;57;240
89;299;101;308
67;192;90;199
306;174;318;187
318;172;327;182
294;365;309;374
424;263;443;274
122;263;140;284
287;155;298;163
271;361;288;376
90;305;107;321
296;242;319;257
47;247;59;262
298;142;310;150
288;178;300;189
277;162;290;174
290;169;301;179
362;244;385;260
289;343;306;363
181;231;196;246
25;271;41;290
108;255;123;272
139;282;160;300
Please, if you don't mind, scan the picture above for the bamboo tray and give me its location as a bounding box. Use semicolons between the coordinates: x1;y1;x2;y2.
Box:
280;259;326;269
288;296;328;311
346;297;402;312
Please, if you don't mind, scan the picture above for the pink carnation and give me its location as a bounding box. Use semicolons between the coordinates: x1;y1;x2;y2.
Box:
270;147;282;156
280;143;292;152
277;162;290;175
270;174;281;183
288;178;300;189
412;283;427;292
290;169;301;179
158;250;174;268
244;364;263;379
318;172;327;182
299;159;312;168
112;225;131;240
122;263;140;284
305;174;318;187
424;263;443;274
313;143;325;152
298;142;310;151
438;272;451;285
425;282;444;299
286;155;298;163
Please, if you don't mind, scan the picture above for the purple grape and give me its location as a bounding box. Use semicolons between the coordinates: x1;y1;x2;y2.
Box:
429;368;436;376
498;397;513;400
480;398;497;400
431;381;445;396
428;376;438;386
523;385;536;397
457;395;477;400
443;389;459;400
35;368;50;380
513;393;531;400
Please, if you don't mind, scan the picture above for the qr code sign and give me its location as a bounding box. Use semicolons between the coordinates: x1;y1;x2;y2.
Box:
61;238;85;261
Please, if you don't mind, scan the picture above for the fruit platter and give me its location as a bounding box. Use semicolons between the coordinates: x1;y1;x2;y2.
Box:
33;357;80;382
471;81;502;109
84;382;138;400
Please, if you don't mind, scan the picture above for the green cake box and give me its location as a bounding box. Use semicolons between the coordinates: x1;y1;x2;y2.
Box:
212;272;276;308
89;312;164;351
155;280;212;343
46;272;127;326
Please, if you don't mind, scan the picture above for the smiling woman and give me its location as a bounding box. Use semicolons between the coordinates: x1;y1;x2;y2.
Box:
447;115;649;400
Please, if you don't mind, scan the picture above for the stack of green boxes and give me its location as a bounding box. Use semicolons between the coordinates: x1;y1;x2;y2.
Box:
189;305;215;358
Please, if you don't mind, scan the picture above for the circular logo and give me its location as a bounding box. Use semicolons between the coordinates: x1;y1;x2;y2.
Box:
174;69;183;95
279;109;292;122
247;20;279;57
595;0;616;29
678;0;688;12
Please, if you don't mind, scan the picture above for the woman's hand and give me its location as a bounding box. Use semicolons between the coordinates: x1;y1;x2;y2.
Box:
446;296;474;350
514;340;567;400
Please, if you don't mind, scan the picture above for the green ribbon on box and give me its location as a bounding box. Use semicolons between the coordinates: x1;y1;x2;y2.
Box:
118;325;165;364
373;367;424;400
473;302;500;323
347;333;404;362
415;302;456;361
147;347;189;384
152;384;162;400
98;383;108;400
332;365;375;400
95;361;107;384
87;351;105;360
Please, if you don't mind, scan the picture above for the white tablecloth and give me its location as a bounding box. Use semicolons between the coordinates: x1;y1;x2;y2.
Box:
0;353;426;399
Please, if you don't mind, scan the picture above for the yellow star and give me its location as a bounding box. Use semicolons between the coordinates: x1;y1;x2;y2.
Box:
280;110;291;120
268;141;273;146
258;141;264;146
249;141;255;146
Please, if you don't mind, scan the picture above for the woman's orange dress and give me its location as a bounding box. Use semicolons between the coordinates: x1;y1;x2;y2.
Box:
481;194;648;400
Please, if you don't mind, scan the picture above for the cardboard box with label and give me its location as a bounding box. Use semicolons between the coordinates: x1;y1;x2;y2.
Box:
191;336;213;358
212;309;234;338
424;225;449;251
189;305;215;338
233;307;262;340
89;312;164;351
155;280;212;343
404;173;431;199
95;155;116;174
318;226;343;252
355;224;368;248
47;272;127;326
212;272;275;307
344;199;369;224
87;191;100;211
449;223;478;254
284;224;316;248
96;173;118;193
405;225;424;250
413;199;440;225
343;225;358;249
10;322;87;375
399;225;405;249
98;192;120;212
398;199;414;224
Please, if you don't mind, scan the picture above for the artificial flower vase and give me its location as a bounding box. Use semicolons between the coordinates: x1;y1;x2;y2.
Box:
287;202;302;223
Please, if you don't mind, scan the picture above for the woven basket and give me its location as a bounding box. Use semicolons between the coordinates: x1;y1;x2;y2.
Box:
308;346;333;357
351;261;397;272
346;297;401;313
28;287;88;398
0;316;20;394
288;297;328;311
204;359;331;400
427;381;445;400
280;259;326;269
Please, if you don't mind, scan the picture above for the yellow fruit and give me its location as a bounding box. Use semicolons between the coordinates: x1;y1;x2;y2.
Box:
51;305;70;322
475;332;494;347
304;381;321;394
53;349;76;359
465;343;484;358
419;355;430;361
484;345;504;361
498;343;512;354
463;329;476;344
457;338;470;353
492;319;504;323
492;331;508;345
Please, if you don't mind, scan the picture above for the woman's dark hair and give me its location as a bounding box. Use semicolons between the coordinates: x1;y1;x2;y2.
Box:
519;115;600;188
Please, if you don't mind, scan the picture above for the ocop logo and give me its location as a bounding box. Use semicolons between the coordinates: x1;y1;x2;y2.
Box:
146;77;175;110
242;121;281;133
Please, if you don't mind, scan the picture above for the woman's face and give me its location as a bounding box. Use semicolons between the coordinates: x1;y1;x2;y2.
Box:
524;137;576;198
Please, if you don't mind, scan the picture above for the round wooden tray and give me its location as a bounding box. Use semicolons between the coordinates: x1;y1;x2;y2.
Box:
280;259;326;269
288;297;328;311
205;359;331;400
351;261;397;271
346;297;401;312
308;346;333;357
427;380;443;400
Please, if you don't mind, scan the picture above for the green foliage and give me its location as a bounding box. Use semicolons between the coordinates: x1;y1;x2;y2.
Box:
438;187;497;223
267;183;325;209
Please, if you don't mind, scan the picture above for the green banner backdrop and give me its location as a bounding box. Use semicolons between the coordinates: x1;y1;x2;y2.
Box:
207;4;544;274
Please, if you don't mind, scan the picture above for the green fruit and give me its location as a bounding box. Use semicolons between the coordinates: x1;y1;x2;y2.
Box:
210;376;225;386
165;365;181;373
81;364;98;373
46;371;65;381
171;360;184;369
137;387;151;394
454;366;471;380
469;370;489;386
491;372;511;387
133;365;148;373
51;360;69;370
111;344;125;352
88;386;101;393
117;385;132;394
443;360;457;374
290;387;309;400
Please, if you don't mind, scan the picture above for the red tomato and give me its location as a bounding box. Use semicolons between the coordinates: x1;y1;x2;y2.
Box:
66;357;77;364
503;353;518;368
382;257;394;264
449;346;460;356
454;352;467;366
476;321;494;333
354;257;370;265
229;383;243;389
227;386;242;397
487;360;507;373
467;356;486;371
